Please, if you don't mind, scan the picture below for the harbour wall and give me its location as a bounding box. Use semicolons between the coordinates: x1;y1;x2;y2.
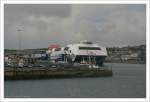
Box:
5;67;113;80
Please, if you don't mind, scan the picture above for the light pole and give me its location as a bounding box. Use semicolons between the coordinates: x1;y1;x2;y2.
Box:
17;28;25;68
17;29;22;54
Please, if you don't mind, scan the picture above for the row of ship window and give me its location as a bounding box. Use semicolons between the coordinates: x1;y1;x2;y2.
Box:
54;47;101;51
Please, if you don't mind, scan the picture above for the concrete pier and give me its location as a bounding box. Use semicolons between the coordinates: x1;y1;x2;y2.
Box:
5;67;113;80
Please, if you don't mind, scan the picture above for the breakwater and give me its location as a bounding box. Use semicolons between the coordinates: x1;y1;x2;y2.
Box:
5;67;113;80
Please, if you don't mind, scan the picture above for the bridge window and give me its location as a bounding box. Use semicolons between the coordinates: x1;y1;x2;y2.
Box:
79;47;101;50
64;47;69;50
55;48;61;51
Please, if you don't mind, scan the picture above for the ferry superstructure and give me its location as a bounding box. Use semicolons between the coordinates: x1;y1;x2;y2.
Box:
65;41;107;66
50;41;107;66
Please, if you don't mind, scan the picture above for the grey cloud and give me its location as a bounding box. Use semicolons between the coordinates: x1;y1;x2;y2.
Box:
4;4;71;18
70;4;146;46
4;4;146;49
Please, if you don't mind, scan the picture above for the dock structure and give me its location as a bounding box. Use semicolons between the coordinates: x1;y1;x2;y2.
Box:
4;41;113;80
5;67;113;80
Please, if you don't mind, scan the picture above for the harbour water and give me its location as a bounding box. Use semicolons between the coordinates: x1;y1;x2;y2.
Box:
4;63;146;98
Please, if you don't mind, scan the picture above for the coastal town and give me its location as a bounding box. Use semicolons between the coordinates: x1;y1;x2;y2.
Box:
4;44;146;65
106;45;146;64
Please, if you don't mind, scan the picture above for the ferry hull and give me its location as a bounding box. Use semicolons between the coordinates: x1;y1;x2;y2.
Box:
71;55;106;66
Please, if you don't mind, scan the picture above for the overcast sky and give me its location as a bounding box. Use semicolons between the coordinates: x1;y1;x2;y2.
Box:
4;4;146;49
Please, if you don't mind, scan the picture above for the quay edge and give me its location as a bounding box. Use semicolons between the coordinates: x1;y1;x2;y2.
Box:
4;67;113;80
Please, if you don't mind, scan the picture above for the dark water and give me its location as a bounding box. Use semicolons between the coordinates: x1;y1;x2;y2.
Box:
4;63;146;98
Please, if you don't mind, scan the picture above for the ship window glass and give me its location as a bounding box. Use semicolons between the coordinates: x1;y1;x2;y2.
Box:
83;42;93;44
79;47;101;50
55;48;61;51
64;47;69;50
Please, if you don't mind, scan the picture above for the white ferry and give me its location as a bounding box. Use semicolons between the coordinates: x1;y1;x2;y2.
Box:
50;41;107;66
